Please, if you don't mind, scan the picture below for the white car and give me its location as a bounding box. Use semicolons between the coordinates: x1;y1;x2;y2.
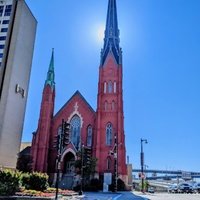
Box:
193;183;200;193
168;184;178;193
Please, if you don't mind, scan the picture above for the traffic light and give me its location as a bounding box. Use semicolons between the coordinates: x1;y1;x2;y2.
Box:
53;134;61;151
84;147;92;165
63;121;70;145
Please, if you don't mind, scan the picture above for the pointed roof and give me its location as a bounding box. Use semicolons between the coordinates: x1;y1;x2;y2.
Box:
54;90;95;119
101;0;122;66
45;48;55;89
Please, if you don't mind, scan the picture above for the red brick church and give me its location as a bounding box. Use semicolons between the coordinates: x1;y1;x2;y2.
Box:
31;0;128;188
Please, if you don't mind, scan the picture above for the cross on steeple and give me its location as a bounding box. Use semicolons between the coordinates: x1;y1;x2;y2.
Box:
101;0;122;65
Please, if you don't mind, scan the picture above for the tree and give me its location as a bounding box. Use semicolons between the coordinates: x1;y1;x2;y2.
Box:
74;147;97;185
16;147;32;172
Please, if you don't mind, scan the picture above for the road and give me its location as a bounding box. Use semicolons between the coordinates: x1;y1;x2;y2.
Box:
135;192;200;200
63;192;148;200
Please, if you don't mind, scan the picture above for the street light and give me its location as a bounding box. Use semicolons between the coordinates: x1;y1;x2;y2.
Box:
140;138;148;193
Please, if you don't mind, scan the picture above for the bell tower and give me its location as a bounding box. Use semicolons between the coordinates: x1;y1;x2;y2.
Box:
95;0;127;178
31;49;55;172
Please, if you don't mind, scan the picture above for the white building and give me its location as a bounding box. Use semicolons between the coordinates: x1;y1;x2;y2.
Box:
0;0;37;169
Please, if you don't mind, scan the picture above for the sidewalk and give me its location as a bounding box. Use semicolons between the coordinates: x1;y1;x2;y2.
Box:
132;191;151;200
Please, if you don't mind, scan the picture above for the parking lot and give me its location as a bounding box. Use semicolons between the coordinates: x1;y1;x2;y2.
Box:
138;192;200;200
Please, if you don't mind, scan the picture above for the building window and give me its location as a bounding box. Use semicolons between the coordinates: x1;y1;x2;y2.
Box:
1;28;8;32
0;62;1;67
107;157;112;170
114;82;117;93
4;5;12;16
112;101;115;111
70;115;81;150
108;81;112;93
0;45;4;49
106;123;112;145
0;36;6;41
104;101;108;111
0;6;3;17
0;53;3;58
2;20;9;24
104;82;107;93
87;125;92;147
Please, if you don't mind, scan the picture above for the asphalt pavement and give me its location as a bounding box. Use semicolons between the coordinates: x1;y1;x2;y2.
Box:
62;191;148;200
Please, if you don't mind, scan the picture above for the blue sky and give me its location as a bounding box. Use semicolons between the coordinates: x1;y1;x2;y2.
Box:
23;0;200;172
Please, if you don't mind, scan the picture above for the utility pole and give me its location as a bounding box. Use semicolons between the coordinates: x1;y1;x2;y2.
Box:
140;138;147;193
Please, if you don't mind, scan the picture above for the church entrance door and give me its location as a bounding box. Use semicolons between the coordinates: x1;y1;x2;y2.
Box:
60;152;76;189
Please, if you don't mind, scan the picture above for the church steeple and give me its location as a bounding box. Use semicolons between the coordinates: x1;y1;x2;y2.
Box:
45;49;55;89
101;0;122;65
95;0;127;178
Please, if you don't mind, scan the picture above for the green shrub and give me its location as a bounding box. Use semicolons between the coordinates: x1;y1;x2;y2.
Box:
21;172;49;191
0;169;20;196
20;173;30;189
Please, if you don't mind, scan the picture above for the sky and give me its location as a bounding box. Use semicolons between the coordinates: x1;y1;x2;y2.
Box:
23;0;200;172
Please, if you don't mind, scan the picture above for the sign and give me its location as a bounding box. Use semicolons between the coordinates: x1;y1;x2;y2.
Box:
104;173;112;185
138;172;145;179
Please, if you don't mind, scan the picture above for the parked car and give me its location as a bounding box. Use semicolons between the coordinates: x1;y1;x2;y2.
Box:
192;183;200;193
177;183;193;193
168;184;178;193
147;187;155;193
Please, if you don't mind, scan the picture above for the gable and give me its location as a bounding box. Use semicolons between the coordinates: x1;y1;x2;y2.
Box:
53;90;96;122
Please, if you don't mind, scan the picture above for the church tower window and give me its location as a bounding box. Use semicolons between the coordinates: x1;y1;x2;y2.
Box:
104;82;107;93
108;81;112;93
106;123;112;145
114;81;117;93
112;100;115;111
87;125;93;147
70;115;81;150
104;101;108;111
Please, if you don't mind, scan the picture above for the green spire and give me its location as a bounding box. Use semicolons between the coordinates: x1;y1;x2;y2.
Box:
45;48;55;89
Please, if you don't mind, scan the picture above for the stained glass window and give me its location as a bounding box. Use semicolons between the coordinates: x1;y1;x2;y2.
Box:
70;115;81;149
87;125;92;147
106;123;112;145
108;81;112;93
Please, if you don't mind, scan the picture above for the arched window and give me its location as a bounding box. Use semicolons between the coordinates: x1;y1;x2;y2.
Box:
87;125;92;147
104;101;108;111
107;157;112;170
70;115;81;150
112;101;115;111
106;123;112;145
108;81;112;93
114;81;117;93
104;82;107;93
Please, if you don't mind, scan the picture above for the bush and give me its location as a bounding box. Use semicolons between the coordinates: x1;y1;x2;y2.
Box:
21;172;49;191
20;173;30;189
0;169;20;196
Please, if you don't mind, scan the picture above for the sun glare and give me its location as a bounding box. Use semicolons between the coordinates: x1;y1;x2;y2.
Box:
97;24;105;42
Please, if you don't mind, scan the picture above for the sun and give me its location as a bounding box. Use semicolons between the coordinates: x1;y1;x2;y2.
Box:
97;24;105;42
